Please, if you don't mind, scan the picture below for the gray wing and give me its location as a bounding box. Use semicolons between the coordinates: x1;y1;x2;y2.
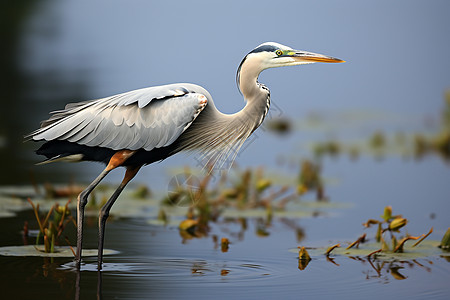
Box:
28;83;210;151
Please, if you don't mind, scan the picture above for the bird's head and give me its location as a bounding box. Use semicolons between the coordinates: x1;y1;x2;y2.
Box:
237;42;344;93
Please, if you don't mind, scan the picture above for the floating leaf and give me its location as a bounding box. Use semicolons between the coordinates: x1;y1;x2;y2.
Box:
0;245;118;257
290;240;447;261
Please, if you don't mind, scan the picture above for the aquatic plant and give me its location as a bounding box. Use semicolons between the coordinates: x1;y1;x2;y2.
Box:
27;198;75;253
313;140;341;158
164;166;297;235
265;117;292;135
360;206;431;253
43;183;84;199
297;159;327;201
369;131;386;150
309;94;450;162
294;205;448;275
131;185;152;199
440;228;450;250
297;246;311;270
325;244;340;256
221;237;230;252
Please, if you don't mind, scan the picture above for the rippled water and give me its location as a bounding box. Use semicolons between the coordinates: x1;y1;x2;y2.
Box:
2;0;450;299
1;197;449;300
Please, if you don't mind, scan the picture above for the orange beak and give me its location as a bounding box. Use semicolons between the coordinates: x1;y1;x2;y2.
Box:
291;50;345;63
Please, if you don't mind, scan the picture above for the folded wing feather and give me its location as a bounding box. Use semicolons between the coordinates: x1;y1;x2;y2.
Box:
28;83;210;151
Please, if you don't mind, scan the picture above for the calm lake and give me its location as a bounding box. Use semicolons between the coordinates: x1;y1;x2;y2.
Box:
1;0;450;299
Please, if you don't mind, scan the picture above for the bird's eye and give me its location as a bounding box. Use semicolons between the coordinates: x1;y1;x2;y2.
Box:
275;49;283;56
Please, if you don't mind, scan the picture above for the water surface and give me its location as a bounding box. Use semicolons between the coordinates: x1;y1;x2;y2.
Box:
1;1;449;299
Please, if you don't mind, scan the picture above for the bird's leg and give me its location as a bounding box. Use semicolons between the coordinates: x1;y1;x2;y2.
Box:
75;150;135;269
76;169;110;268
97;165;142;270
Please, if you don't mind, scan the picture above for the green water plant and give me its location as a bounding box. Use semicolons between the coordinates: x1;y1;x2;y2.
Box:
164;166;296;224
295;206;445;266
297;159;327;201
265;117;292;135
132;185;152;199
440;228;450;250
359;206;431;253
27;198;75;253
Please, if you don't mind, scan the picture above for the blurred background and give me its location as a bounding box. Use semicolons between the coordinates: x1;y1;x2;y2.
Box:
1;0;450;186
1;1;450;298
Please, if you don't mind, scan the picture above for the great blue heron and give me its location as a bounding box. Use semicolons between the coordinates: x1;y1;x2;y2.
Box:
27;42;343;270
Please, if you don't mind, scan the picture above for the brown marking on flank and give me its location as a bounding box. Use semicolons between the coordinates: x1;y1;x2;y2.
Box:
106;150;136;171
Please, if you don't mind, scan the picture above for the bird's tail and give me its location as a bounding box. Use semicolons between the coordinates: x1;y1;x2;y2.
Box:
36;154;84;165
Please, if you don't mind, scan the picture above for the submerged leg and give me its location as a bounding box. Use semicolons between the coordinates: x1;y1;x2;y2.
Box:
75;150;135;269
97;165;142;270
